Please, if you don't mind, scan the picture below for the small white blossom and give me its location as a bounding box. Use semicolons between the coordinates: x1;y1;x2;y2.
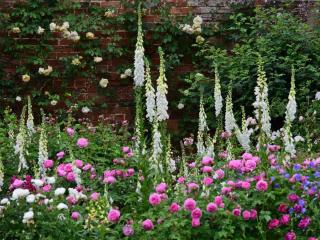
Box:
81;106;90;114
177;103;184;109
50;100;58;106
22;209;34;223
315;91;320;100
37;26;45;35
54;187;66;196
0;198;9;205
99;78;109;88
57;203;68;210
12;188;30;200
16;96;22;102
31;179;44;187
26;194;36;203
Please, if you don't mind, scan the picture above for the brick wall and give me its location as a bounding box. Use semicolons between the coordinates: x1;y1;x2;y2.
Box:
1;0;315;129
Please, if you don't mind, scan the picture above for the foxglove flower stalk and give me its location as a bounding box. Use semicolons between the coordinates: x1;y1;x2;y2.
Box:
156;47;169;121
214;65;223;117
235;107;251;151
133;4;145;87
151;121;163;174
283;121;296;158
26;96;35;135
197;93;208;155
134;86;145;153
285;66;297;122
15;106;28;172
253;56;271;139
145;59;156;123
225;89;236;133
37;115;48;177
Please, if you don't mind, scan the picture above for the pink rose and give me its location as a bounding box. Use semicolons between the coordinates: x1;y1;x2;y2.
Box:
203;176;213;186
191;218;200;228
155;183;167;193
149;193;161;206
191;208;202;219
108;209;121;223
268;219;280;229
206;202;218;213
169;202;180;213
256;180;268;191
75;159;83;168
280;214;290;225
66;172;76;182
232;208;241;217
242;210;251;221
56;151;65;160
142;219;154;231
71;211;80;220
44;159;54;169
66;128;75;137
42;184;52;192
77;138;89;148
184;198;196;211
201;156;213;165
284;231;296;240
90;192;100;201
250;209;257;220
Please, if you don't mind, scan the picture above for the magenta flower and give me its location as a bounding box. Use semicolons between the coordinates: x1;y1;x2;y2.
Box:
280;214;290;225
184;198;196;211
256;180;268;191
66;127;75;137
56;151;65;160
75;159;83;168
71;211;80;220
108;209;121;223
203;176;213;186
191;208;202;219
298;216;311;229
169;202;180;213
268;219;280;230
250;209;257;220
191;218;200;228
42;184;52;192
206;202;218;213
66;172;76;182
122;146;130;153
142;219;154;231
77;138;89;148
284;231;296;240
201;156;213;165
232;208;241;217
155;183;167;193
123;224;134;236
43;159;54;169
149;193;161;206
242;210;251;221
90;192;100;201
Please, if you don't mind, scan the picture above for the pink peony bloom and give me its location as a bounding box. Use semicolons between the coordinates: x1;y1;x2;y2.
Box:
203;177;213;186
64;163;73;172
221;187;232;195
241;181;251;190
66;128;75;137
149;193;161;206
280;214;290;225
77;138;89;148
169;202;180;213
83;163;92;171
256;180;268;191
191;218;200;228
90;192;100;201
184;198;196;211
12;179;24;188
215;169;225;179
104;176;116;184
66;196;77;205
71;211;80;220
228;160;242;170
242;210;251;221
75;159;83;168
284;231;296;240
278;203;288;213
122;146;130;153
214;196;223;205
250;209;257;220
202;166;213;173
232;208;241;217
108;209;121;223
242;152;253;160
191;208;202;219
123;224;134;236
42;184;52;192
155;183;167;193
187;182;199;192
298;217;311;229
177;176;185;184
142;219;154;231
268;219;280;230
56;151;65;160
66;172;76;182
201;156;213;165
188;162;196;168
206;202;218;213
127;168;135;176
44;159;54;169
287;193;299;202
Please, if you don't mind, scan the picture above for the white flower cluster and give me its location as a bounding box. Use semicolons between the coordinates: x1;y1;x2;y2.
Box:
121;68;133;79
214;65;223;117
145;60;156;123
315;91;320;100
99;78;109;88
151;122;163;174
180;15;203;35
68;188;87;201
225;89;236;133
133;5;145;87
50;21;80;42
197;93;208;155
22;208;34;223
38;123;48;178
37;26;45;35
26;96;35;135
156;48;169;121
12;188;30;200
38;66;53;76
283;123;296;158
285;66;297;122
253;57;271;138
15;106;28;172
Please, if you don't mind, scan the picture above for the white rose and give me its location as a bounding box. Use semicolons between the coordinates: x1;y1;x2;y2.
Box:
31;179;44;187
0;198;9;205
26;194;36;203
54;187;66;196
51;100;58;106
62;22;69;29
22;209;34;223
315;91;320;100
16;96;22;102
94;57;103;63
46;177;56;185
49;22;57;31
37;26;45;35
57;203;68;210
12;189;30;200
124;68;132;77
177;103;184;109
99;78;109;88
81;106;90;114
